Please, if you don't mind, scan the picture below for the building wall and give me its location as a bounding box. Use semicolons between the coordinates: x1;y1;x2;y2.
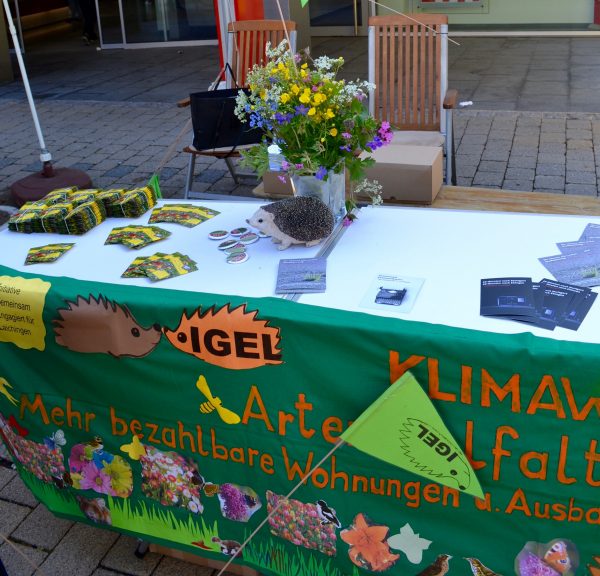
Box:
383;0;593;25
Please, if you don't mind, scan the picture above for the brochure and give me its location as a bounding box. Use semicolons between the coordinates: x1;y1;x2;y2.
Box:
275;257;327;294
359;273;424;313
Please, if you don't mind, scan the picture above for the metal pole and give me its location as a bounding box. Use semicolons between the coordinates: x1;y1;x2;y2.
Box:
2;0;53;173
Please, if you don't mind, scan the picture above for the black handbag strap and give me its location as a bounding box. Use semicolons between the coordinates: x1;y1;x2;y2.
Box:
211;62;240;91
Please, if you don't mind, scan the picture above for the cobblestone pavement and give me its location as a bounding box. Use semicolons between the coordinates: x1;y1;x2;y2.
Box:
2;100;600;206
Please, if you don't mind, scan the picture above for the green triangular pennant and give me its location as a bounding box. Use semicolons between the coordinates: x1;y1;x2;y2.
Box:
341;372;484;499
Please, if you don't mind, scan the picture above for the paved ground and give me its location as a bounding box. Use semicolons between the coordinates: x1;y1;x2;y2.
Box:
2;31;600;209
2;26;600;576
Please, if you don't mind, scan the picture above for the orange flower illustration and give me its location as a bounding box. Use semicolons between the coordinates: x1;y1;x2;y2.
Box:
340;513;400;572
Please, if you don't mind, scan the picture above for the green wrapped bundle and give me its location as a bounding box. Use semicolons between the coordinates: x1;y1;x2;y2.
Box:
106;186;157;218
44;187;77;205
59;200;107;235
39;203;76;233
96;189;125;210
8;205;48;233
69;189;102;206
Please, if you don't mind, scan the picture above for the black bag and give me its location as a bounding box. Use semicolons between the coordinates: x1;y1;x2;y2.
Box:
190;87;263;155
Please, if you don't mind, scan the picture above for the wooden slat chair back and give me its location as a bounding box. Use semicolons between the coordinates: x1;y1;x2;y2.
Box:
368;14;457;184
181;19;297;199
227;20;297;88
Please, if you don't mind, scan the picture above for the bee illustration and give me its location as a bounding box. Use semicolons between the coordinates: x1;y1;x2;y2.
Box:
0;377;17;405
44;429;67;451
195;376;241;425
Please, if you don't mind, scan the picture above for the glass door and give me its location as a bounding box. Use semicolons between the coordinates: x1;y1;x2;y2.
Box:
97;0;217;48
309;0;371;36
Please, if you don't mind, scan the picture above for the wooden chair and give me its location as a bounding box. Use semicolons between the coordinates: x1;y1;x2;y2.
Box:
368;14;458;185
182;20;297;199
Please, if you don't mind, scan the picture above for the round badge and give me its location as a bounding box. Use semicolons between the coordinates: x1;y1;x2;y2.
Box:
209;230;229;240
230;227;249;237
218;239;238;250
224;244;246;255
227;252;249;264
239;232;259;245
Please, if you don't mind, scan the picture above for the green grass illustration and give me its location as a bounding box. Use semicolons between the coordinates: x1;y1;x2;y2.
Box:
244;537;359;576
107;496;220;550
19;470;84;519
18;469;360;576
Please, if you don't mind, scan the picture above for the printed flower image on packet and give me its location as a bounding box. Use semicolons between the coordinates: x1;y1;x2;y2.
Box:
149;204;220;228
105;225;171;249
25;243;75;265
122;252;197;281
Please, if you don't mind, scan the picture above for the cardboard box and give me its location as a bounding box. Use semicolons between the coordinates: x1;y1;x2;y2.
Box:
362;144;443;204
258;170;294;199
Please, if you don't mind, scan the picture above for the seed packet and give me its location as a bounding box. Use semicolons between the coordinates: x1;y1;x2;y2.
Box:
25;243;75;265
105;225;170;249
122;253;169;278
140;252;197;282
149;204;219;227
122;252;197;281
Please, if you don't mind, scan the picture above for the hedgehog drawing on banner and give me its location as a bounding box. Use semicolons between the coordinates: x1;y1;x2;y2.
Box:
53;295;162;358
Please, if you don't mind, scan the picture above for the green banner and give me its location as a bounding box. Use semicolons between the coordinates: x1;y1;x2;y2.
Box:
0;264;598;576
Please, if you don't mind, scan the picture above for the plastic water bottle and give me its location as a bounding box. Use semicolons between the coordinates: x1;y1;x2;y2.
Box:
268;144;285;172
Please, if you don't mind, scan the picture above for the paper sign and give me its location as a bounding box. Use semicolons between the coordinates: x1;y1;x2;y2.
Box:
0;275;51;351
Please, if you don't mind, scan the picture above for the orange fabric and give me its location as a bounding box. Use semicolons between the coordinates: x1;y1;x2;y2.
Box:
235;0;264;20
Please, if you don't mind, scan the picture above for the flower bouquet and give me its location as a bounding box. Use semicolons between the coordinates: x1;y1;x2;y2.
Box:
235;41;392;217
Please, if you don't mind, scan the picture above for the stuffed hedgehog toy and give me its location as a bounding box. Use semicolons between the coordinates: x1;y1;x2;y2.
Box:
247;196;335;250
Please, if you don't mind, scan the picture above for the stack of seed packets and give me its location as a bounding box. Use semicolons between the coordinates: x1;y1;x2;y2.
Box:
105;187;157;218
8;187;156;235
25;243;75;265
105;225;171;250
122;252;197;282
149;204;220;227
209;226;262;264
538;223;600;288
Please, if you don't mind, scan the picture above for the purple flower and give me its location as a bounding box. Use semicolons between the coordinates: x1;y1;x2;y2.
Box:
80;462;113;494
274;112;293;125
219;483;249;521
295;105;309;116
341;132;352;140
339;144;352;152
281;160;290;171
278;175;287;183
295;163;304;169
315;166;327;180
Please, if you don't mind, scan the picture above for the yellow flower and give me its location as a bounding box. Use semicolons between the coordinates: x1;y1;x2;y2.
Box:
260;90;266;100
103;455;133;497
301;63;308;69
299;89;311;104
280;93;291;104
291;84;300;95
312;93;326;106
308;107;316;116
300;68;308;78
325;108;335;119
277;62;285;71
330;128;338;137
70;473;82;489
